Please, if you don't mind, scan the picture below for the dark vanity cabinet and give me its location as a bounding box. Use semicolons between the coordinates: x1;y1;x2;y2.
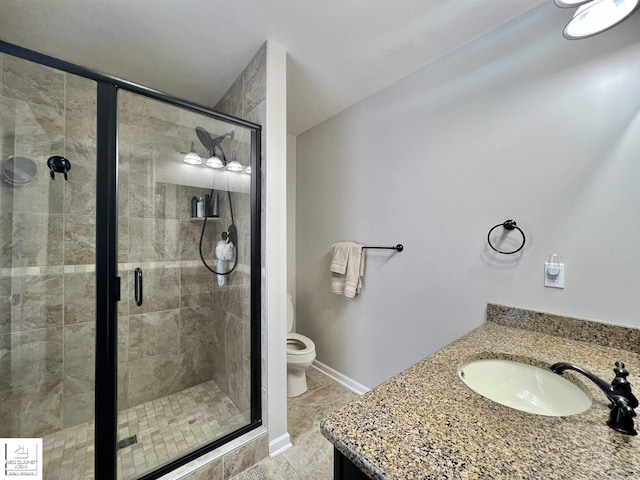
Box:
334;448;372;480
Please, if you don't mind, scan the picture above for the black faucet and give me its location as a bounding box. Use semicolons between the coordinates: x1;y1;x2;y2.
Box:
550;361;638;435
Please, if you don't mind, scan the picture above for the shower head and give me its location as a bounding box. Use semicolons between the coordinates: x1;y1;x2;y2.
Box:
195;127;234;154
2;155;37;186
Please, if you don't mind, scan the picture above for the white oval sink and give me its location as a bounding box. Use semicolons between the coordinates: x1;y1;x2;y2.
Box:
459;359;592;416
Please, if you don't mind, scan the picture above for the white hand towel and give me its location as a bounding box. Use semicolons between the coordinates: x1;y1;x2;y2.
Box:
330;242;365;298
344;244;364;299
330;242;354;274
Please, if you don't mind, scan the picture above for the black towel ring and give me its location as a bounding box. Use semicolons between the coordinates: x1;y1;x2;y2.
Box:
487;220;526;255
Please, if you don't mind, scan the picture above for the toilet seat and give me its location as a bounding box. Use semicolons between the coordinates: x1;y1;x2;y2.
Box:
287;333;315;356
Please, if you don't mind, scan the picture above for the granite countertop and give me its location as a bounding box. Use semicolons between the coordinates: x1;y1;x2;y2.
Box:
320;304;640;479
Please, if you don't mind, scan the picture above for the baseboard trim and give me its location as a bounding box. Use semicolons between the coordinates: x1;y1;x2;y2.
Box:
269;432;292;457
311;360;370;395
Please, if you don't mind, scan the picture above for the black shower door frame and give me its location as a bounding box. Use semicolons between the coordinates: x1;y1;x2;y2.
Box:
0;40;263;480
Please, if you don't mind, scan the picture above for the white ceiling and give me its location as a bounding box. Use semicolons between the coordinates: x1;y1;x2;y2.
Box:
0;0;546;135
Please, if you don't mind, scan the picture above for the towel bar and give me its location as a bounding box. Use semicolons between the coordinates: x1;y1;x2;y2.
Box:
363;244;404;252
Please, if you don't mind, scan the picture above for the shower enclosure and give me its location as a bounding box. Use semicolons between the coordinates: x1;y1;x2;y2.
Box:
0;42;261;480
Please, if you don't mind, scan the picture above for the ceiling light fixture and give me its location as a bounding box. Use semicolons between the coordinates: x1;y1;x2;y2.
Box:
554;0;591;7
226;152;244;172
558;0;640;39
183;142;202;165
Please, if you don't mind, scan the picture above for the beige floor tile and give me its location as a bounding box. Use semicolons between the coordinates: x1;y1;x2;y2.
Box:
257;370;359;480
43;380;245;480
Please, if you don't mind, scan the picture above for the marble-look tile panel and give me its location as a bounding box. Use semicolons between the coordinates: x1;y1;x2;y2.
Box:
180;265;213;308
130;94;181;136
5;273;64;333
211;301;228;391
486;303;640;354
118;315;129;364
0;98;65;215
118;216;130;265
222;433;268;479
242;44;266;118
64;214;95;265
0;327;63;391
0;97;65;182
244;100;265;139
118;124;131;219
0;212;12;268
129;218;180;262
0;380;63;437
65;73;97;119
64;73;97;217
233;214;251;268
129;181;179;220
179;305;214;386
118;89;132;121
127;266;180;314
0;212;64;267
128;309;180;361
0;276;10;334
225;312;246;408
64;272;95;324
117;363;129;410
225;285;251;321
63;321;95;376
217;74;243;118
4;166;65;216
126;352;182;406
179;219;217;262
63;157;97;217
178;458;223;480
63;371;94;428
128;126;182;170
1;55;64;109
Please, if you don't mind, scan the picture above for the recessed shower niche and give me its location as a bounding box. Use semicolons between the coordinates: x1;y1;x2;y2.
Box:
0;43;261;480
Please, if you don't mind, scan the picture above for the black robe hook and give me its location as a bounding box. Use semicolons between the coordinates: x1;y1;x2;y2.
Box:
47;156;71;181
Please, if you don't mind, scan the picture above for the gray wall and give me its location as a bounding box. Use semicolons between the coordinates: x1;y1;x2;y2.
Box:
296;4;640;388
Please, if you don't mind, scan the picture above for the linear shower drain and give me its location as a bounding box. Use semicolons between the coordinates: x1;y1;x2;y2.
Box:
116;435;138;450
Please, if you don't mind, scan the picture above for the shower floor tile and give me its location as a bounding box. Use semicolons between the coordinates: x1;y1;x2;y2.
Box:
43;380;247;480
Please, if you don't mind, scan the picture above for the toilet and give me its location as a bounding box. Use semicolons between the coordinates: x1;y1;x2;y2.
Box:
286;295;316;397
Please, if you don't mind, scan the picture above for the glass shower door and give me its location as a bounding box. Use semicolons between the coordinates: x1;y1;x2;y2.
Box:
116;90;254;478
0;53;97;479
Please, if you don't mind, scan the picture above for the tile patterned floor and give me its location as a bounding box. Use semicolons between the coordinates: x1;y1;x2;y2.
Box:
43;380;247;480
253;368;359;480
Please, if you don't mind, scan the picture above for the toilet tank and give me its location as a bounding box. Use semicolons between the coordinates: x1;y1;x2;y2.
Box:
287;295;294;333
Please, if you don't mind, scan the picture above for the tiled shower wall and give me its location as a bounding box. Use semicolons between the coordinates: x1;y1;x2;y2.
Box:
215;41;266;428
117;90;253;421
0;52;254;438
0;53;98;438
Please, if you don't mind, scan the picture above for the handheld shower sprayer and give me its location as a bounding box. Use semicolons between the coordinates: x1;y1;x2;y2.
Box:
194;126;239;277
222;224;237;245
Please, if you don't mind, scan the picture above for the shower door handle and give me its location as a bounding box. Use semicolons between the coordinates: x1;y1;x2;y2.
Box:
134;268;143;306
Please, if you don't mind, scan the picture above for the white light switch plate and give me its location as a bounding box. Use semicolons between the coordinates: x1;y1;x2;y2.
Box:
544;263;564;289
